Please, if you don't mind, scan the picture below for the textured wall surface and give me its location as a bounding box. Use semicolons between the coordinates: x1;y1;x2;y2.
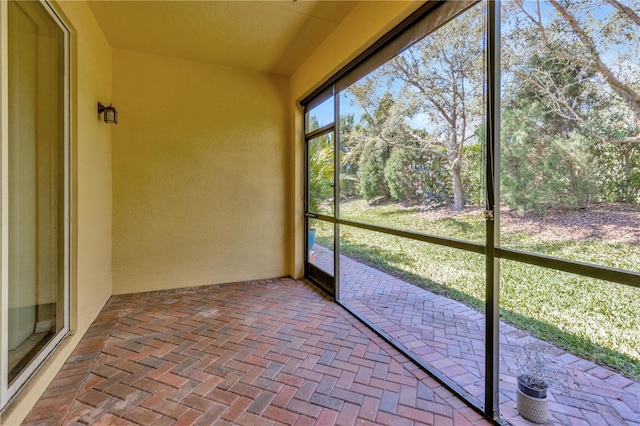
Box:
72;0;113;331
112;49;289;294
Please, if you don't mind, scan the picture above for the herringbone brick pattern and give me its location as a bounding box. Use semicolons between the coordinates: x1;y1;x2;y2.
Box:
22;278;490;426
310;244;640;425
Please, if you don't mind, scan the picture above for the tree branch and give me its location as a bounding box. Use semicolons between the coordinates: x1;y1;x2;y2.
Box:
391;56;456;127
548;0;640;118
603;0;640;26
377;133;449;160
606;135;640;144
515;0;551;45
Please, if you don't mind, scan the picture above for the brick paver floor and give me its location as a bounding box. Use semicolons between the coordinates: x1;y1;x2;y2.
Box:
309;244;640;425
22;277;491;426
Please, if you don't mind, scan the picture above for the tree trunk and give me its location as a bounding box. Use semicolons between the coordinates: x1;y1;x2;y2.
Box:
451;159;465;211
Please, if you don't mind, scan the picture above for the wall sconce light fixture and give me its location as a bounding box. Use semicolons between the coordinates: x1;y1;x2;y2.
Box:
98;102;118;124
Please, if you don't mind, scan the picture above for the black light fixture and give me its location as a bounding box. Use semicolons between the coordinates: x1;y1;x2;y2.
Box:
97;102;118;124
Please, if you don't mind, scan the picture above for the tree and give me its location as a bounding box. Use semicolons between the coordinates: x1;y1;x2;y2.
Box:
384;147;453;203
502;0;640;207
345;5;485;211
338;114;360;199
501;105;598;211
384;148;421;202
501;50;601;211
359;153;389;202
509;0;640;143
342;90;395;203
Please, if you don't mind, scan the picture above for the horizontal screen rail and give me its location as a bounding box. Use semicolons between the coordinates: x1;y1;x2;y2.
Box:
306;214;640;289
305;213;639;289
336;218;486;254
305;212;335;222
495;247;640;289
305;123;334;140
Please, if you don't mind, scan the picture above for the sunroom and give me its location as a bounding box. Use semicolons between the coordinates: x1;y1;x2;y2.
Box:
1;1;638;425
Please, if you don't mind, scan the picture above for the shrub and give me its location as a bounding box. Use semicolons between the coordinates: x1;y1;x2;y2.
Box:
359;153;389;202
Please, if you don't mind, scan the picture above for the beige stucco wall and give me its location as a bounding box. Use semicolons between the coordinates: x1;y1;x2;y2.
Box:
288;1;421;278
1;0;113;423
71;2;113;336
111;49;289;294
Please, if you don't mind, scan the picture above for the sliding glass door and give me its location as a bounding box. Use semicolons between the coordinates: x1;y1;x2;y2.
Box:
305;96;336;295
1;0;70;408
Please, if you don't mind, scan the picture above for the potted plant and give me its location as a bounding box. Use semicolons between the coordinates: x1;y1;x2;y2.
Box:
517;373;548;399
511;342;581;424
516;373;549;424
512;343;552;424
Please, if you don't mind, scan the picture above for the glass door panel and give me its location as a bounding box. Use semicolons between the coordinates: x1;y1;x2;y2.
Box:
499;261;640;424
305;96;334;133
5;0;68;390
308;133;334;216
307;218;335;295
306;130;336;290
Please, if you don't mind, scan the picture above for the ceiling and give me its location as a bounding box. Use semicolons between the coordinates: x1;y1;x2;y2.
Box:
87;1;360;76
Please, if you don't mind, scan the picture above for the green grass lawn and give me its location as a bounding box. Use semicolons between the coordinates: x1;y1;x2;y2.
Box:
324;199;640;379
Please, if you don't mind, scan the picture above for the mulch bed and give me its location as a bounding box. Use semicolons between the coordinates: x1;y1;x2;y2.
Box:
416;203;640;244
